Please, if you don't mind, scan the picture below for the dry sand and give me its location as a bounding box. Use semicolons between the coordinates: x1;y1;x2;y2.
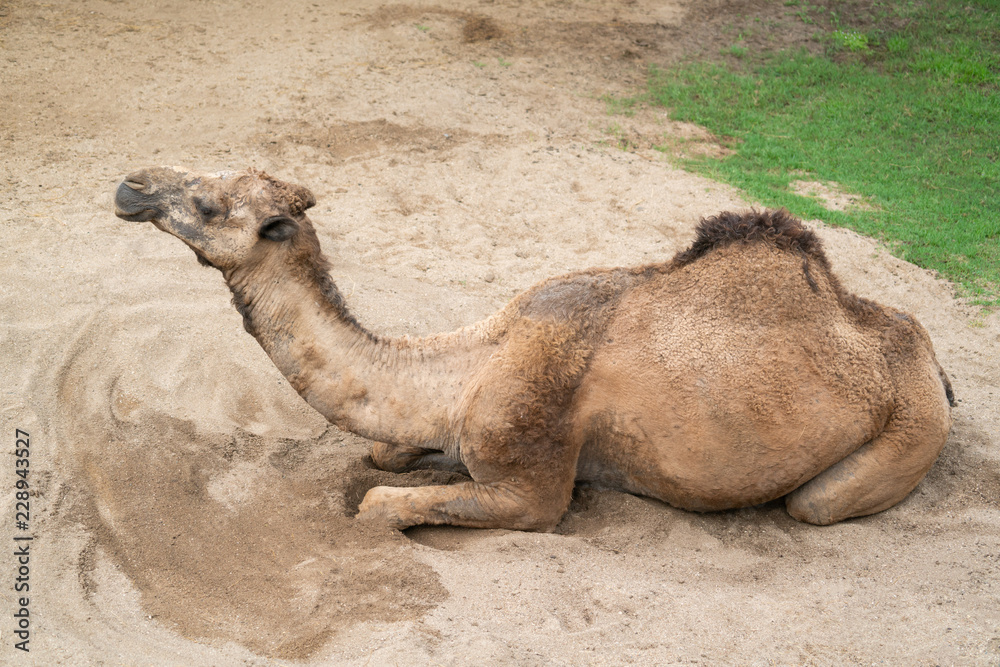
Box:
1;0;998;664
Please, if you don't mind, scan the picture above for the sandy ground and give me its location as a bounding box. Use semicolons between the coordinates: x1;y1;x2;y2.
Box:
2;0;999;664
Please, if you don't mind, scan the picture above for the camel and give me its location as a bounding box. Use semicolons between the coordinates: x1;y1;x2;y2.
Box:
114;166;955;531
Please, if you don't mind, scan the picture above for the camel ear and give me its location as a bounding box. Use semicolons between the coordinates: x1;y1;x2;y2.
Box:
260;216;298;242
288;184;316;214
296;185;316;211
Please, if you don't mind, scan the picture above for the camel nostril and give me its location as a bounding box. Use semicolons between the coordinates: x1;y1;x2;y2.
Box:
115;176;160;222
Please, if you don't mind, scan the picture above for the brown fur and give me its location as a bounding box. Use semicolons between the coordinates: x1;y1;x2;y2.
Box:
115;167;954;531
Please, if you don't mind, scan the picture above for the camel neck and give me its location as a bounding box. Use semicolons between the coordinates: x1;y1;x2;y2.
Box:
224;257;476;448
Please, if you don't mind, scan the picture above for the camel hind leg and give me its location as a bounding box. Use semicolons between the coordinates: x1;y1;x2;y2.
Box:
786;357;953;525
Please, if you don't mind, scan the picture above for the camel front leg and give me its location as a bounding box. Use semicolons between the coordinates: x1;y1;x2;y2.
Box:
362;316;590;531
356;478;572;532
370;441;469;475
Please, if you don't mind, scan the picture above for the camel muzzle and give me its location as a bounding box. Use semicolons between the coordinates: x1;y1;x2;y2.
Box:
114;177;160;222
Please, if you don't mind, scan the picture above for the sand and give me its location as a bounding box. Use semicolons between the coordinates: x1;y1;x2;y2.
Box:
1;0;998;664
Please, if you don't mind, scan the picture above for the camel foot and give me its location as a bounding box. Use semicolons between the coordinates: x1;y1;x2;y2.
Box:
355;487;415;530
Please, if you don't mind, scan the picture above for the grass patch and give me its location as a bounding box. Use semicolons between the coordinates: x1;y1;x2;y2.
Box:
830;29;869;53
601;93;640;117
635;0;1000;305
725;42;749;59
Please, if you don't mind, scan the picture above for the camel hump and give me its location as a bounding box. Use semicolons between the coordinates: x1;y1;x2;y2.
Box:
674;208;827;268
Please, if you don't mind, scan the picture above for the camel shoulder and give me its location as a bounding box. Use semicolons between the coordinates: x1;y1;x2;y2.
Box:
473;266;644;344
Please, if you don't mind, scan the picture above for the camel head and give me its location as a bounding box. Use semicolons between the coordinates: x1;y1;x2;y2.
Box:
114;167;317;271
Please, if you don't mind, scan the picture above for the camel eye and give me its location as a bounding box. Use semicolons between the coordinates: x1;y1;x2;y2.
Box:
193;197;219;219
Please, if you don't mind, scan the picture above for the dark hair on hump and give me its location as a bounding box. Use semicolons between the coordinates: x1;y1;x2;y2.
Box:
673;208;829;269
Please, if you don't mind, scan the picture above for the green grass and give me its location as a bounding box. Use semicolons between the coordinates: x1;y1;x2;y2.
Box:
830;29;869;52
634;0;1000;305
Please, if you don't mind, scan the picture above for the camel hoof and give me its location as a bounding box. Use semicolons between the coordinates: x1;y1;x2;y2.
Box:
785;495;837;526
356;486;412;530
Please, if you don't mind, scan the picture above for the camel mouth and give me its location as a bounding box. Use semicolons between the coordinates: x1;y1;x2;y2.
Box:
114;205;160;222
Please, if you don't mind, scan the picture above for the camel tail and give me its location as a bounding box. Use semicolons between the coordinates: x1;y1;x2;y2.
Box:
940;366;957;408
